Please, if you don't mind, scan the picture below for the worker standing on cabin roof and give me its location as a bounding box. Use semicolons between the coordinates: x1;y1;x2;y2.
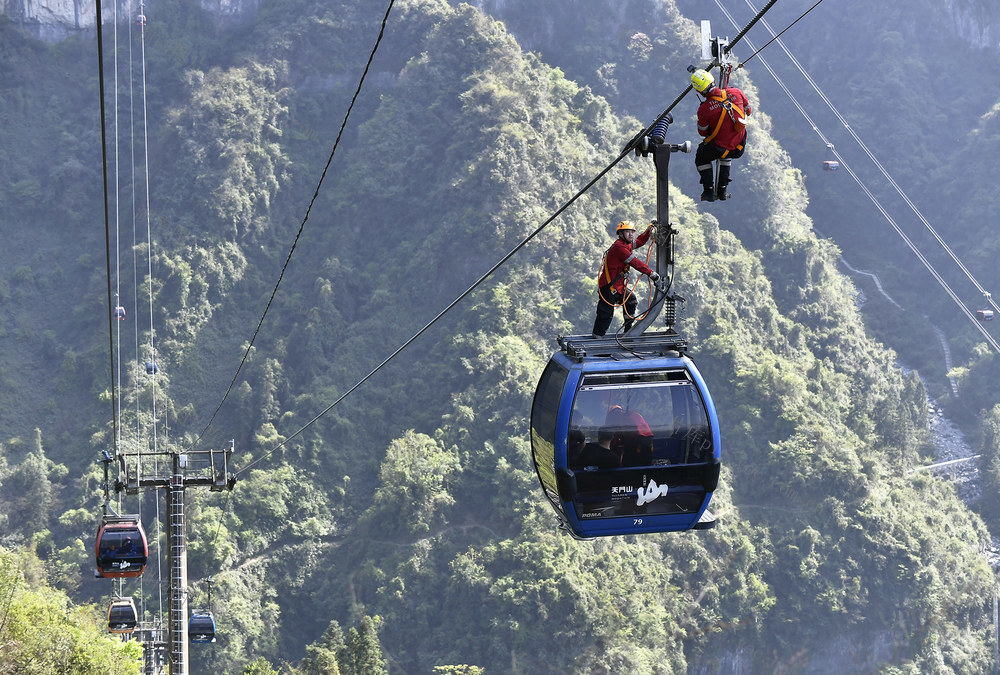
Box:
691;68;751;202
592;221;659;337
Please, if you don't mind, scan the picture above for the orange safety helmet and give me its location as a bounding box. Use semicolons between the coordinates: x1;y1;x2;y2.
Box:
616;221;637;234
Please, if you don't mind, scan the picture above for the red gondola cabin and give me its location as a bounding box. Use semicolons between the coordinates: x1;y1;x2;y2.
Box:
95;515;148;578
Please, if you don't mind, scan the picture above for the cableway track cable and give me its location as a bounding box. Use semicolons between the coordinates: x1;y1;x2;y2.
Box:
737;0;824;69
96;0;121;459
232;0;793;478
194;0;398;447
99;0;167;629
137;0;163;465
744;0;1000;319
134;0;166;629
716;0;1000;354
113;0;123;455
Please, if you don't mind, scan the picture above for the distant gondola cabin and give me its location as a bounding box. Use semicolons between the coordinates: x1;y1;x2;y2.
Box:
114;306;126;320
107;598;138;634
976;309;994;321
145;361;158;375
95;515;148;578
189;610;217;643
822;143;839;171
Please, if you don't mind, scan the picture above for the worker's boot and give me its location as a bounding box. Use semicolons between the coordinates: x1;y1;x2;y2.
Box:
716;161;731;201
698;168;715;202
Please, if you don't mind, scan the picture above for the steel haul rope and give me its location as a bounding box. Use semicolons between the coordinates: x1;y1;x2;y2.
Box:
234;1;791;477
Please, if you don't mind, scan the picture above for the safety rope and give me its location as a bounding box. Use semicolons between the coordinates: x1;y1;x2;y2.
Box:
615;229;659;322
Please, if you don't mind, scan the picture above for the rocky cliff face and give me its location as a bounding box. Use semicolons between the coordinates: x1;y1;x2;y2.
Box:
0;0;260;42
0;0;97;41
944;0;1000;52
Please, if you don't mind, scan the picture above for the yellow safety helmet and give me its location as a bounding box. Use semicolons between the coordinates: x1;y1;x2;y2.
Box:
690;68;715;94
616;220;637;234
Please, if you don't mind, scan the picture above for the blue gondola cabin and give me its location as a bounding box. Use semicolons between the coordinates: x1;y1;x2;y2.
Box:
189;610;217;643
530;335;721;538
976;309;994;321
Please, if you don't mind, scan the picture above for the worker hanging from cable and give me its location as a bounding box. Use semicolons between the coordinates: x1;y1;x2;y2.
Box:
592;221;660;337
690;67;751;202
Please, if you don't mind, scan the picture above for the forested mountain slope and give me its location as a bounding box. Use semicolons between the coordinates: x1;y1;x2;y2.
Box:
0;1;996;673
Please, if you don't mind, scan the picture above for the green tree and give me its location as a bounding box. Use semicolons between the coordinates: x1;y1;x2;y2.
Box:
243;656;280;675
338;616;386;675
298;620;345;675
166;61;290;241
0;547;142;673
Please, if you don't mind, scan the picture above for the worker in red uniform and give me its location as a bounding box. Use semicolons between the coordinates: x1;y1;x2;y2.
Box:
606;405;655;467
592;220;660;337
691;68;751;202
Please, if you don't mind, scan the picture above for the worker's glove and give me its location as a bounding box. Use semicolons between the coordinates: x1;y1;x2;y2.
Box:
648;272;660;283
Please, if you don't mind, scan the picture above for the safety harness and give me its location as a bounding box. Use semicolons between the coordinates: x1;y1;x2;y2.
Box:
598;250;626;289
703;89;746;158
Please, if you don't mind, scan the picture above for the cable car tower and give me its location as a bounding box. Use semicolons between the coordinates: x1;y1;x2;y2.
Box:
103;443;236;675
530;87;723;538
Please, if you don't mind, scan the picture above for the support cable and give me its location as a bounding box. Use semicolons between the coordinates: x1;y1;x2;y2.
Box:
195;0;398;446
235;145;633;478
95;0;121;460
135;0;163;632
129;11;142;471
136;0;161;461
126;17;152;627
737;0;824;68
234;0;800;478
113;0;123;457
744;0;1000;317
713;0;1000;354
